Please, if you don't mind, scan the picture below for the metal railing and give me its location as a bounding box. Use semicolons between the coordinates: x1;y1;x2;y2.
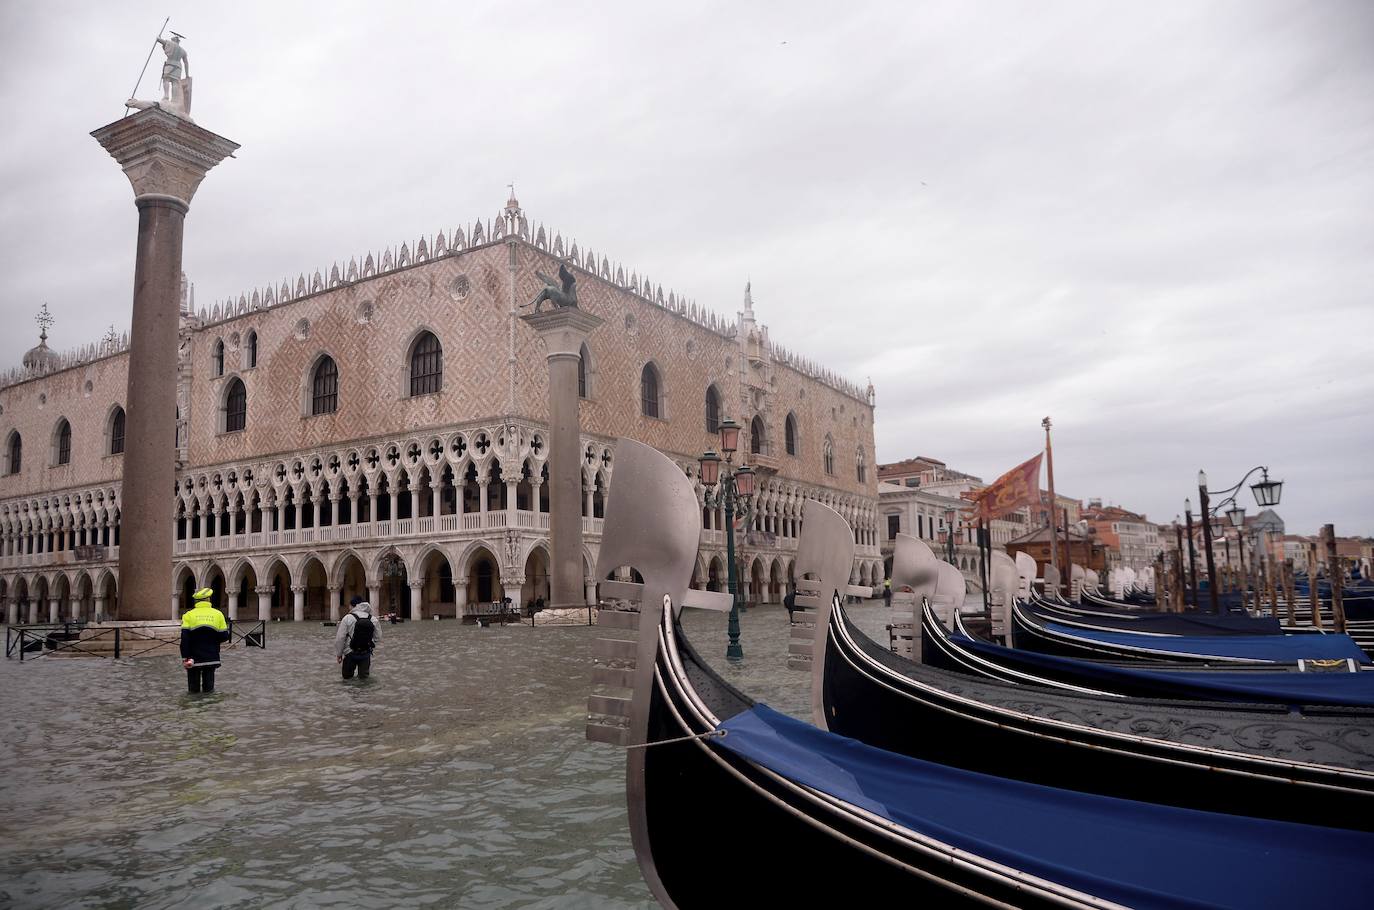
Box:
5;620;267;660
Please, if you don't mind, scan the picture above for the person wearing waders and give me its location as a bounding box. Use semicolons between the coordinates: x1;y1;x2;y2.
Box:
335;597;380;679
180;587;230;693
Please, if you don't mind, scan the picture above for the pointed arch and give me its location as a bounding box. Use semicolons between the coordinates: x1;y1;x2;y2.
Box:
784;411;799;456
640;361;663;418
221;376;247;433
749;415;766;457
308;352;339;415
705;384;722;435
407;329;443;396
578;342;593;399
51;417;72;466
212;337;225;376
4;429;20;475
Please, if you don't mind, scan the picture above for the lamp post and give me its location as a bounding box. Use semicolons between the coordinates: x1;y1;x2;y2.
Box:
1184;499;1198;608
699;417;755;662
943;508;958;566
1197;466;1283;614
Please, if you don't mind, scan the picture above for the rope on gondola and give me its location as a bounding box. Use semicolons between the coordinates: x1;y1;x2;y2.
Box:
625;729;727;750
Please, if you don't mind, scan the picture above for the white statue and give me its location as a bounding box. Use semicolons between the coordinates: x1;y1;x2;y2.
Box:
126;32;193;119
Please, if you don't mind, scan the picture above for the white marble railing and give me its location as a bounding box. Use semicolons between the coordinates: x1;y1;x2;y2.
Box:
0;545;120;571
166;510;575;558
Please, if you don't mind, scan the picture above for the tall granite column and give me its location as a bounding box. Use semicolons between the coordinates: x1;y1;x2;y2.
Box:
92;109;237;620
521;308;603;613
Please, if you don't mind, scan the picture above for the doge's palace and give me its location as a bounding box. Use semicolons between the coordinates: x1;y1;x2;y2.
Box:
0;194;881;625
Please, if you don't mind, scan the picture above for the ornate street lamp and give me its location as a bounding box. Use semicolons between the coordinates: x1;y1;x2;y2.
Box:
699;417;755;662
1196;465;1283;614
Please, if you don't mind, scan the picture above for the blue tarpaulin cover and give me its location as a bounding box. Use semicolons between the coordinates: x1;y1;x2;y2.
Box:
718;704;1374;909
954;631;1374;707
1038;618;1371;663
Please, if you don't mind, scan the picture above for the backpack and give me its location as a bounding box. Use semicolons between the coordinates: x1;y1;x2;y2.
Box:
349;615;375;653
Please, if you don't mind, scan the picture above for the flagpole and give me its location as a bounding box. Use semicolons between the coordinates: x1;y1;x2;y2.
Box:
1042;417;1059;595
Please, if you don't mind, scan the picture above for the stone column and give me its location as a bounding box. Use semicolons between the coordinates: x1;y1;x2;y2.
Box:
93;595;107;623
367;583;381;610
170;593;180;619
28;600;39;624
69;598;82;622
430;483;441;520
454;578;467;620
520;308;603;611
92;109;237;620
584;577;597;607
256;585;274;621
225;589;239;621
408;580;423;622
292;585;306;622
6;598;16;626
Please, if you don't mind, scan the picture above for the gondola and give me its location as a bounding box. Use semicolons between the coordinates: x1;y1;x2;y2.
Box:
587;441;1374;907
932;599;1374;707
1023;596;1286;636
1011;598;1370;664
797;528;1374;829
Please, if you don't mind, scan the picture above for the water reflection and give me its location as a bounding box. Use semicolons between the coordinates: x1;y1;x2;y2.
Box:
0;601;892;908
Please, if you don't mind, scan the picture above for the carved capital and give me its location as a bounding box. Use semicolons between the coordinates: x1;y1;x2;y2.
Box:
91;108;238;206
520;308;604;358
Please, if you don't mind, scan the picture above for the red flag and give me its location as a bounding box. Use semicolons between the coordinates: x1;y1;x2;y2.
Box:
966;453;1043;522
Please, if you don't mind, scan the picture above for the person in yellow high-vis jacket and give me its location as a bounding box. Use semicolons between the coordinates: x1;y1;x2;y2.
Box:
180;588;230;693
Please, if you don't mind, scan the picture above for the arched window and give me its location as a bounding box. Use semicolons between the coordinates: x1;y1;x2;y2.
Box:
750;415;766;456
578;343;592;398
110;406;126;455
246;331;258;369
785;412;798;456
54;419;72;466
4;431;20;475
823;435;834;475
224;379;247;433
212;338;224;377
409;331;443;396
640;363;661;418
856;447;867;483
705;385;721;435
311;355;338;415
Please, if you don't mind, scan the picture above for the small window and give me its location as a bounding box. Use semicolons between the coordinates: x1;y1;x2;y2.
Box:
784;412;798;456
212;338;224;377
110;407;126;455
224;379;247;433
640;363;661;418
904;477;919;488
409;331;443;396
705;385;721;435
246;331;258;368
823;436;834;475
311;356;338;415
578;343;592;399
887;514;901;540
55;419;72;466
857;448;867;483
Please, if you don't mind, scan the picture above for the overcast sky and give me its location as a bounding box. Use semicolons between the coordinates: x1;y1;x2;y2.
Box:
2;1;1371;535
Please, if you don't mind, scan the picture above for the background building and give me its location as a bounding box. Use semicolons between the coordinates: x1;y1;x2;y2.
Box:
0;197;881;624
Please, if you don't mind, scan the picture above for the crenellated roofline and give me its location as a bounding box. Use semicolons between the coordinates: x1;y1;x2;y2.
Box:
2;204;873;404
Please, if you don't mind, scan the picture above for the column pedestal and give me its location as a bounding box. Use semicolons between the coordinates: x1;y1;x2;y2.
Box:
92;109;237;620
520;308;603;611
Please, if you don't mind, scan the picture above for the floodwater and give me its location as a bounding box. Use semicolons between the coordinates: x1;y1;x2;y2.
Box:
0;601;893;909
